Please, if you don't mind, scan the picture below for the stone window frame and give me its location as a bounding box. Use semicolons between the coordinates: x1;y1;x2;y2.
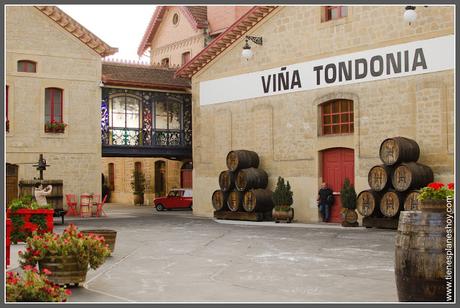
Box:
161;57;170;67
321;6;348;22
108;163;115;191
321;99;354;135
172;13;180;26
17;60;37;73
181;51;191;66
44;87;64;124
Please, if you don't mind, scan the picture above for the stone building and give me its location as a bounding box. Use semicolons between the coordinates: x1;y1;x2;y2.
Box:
176;6;455;222
5;6;117;199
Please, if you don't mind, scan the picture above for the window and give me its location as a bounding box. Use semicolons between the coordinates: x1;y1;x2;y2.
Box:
135;161;142;172
172;13;179;25
181;52;191;66
321;99;354;135
109;94;141;145
108;163;115;191
6;85;9;132
45;88;63;123
161;58;170;67
17;60;36;73
322;6;348;22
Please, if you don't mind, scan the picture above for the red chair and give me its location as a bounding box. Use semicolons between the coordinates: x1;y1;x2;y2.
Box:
94;194;108;217
91;194;101;216
80;194;92;217
65;194;79;216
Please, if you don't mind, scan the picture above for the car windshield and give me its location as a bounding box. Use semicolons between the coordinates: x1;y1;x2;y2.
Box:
168;190;183;197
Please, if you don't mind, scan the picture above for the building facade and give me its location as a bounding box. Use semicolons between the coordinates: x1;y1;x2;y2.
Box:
6;6;116;199
177;6;455;222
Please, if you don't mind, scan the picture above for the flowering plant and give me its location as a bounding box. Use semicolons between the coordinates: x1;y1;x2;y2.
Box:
6;267;71;302
44;120;67;133
19;224;110;270
8;195;52;211
418;182;454;202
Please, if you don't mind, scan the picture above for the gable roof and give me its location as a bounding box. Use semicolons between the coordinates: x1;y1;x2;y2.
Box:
175;6;277;79
102;61;190;91
35;6;118;57
137;6;207;57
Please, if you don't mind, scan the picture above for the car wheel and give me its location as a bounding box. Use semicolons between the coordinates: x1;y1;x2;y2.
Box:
156;204;165;211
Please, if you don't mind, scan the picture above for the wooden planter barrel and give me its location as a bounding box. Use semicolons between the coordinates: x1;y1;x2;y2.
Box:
212;190;229;211
380;190;405;218
368;165;394;191
403;191;421;211
418;199;447;212
243;189;274;212
226;150;259;172
39;255;87;286
395;211;449;301
356;190;383;217
273;206;294;223
81;229;117;254
392;162;434;192
227;190;244;212
235;168;268;191
218;170;235;192
379;137;420;166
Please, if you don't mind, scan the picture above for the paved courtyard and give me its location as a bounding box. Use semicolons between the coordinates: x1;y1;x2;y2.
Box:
8;204;398;302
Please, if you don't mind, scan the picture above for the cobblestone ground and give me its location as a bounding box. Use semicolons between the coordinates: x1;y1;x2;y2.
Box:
8;204;398;303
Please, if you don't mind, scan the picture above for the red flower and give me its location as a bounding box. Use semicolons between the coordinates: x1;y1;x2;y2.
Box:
427;182;444;190
23;265;34;271
448;182;454;190
42;268;52;275
77;232;83;238
65;289;72;295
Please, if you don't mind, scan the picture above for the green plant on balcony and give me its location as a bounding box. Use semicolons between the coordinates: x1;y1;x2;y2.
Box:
44;120;67;133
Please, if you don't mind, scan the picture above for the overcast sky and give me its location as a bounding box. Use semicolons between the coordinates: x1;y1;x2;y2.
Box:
58;5;157;62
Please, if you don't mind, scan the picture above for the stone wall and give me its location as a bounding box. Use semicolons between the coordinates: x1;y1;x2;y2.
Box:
191;6;454;222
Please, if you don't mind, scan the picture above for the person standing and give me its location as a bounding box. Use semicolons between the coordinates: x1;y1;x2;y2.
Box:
317;182;333;222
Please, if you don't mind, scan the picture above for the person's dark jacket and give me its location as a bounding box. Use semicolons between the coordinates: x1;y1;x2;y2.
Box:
318;188;333;205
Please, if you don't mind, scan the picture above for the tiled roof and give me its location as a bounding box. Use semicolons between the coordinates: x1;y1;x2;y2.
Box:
101;61;190;91
175;6;277;78
137;6;208;57
35;6;118;57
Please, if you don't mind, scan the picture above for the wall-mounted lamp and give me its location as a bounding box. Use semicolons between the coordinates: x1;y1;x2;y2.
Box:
99;81;105;87
404;6;417;24
242;36;263;60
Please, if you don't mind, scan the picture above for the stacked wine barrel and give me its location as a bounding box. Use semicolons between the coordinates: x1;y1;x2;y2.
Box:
212;150;274;221
356;137;434;229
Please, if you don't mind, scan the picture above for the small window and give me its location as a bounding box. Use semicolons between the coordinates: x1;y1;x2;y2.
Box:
135;161;142;172
172;13;179;25
322;6;348;22
6;85;9;132
321;99;354;135
161;58;170;67
108;163;115;191
181;52;191;66
45;88;63;123
17;60;36;73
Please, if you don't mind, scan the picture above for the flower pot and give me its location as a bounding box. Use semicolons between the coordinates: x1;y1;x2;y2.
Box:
39;255;88;286
44;124;65;133
81;229;117;254
133;194;144;205
272;206;294;223
419;199;447;212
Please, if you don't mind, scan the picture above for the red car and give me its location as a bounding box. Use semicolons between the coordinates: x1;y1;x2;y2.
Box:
154;189;193;211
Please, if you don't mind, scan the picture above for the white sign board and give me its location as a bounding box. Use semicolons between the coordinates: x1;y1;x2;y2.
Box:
200;35;454;106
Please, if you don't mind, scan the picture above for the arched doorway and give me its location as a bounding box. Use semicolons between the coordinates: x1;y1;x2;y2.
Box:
181;161;193;188
155;160;166;197
321;148;354;223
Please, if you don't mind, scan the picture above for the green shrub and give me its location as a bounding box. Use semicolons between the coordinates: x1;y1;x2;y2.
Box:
272;176;293;208
340;178;357;209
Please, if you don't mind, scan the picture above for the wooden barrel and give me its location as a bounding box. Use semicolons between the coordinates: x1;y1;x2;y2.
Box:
395;211;450;301
81;229;117;254
243;189;274;212
39;255;87;286
344;209;358;223
391;162;434;192
218;170;235;192
226;150;259;172
380;190;405;218
235;168;268;191
403;190;420;211
211;190;229;211
227;190;244;212
379;137;420;166
368;165;394;191
356;190;382;217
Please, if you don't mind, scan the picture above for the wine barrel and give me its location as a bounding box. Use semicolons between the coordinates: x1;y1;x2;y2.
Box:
39;255;87;286
368;165;394;191
235;168;268;191
218;170;235;192
379;137;420;166
380;190;405;218
81;229;117;254
243;189;274;212
403;190;420;211
344;209;358;223
356;190;382;217
392;162;434;192
395;211;449;301
212;190;229;211
226;150;259;172
227;190;244;212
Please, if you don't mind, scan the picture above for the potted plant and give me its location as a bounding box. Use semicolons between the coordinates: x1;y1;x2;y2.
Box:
19;224;111;286
131;168;146;205
44;120;67;133
272;176;294;223
7;196;54;243
6;266;71;302
418;182;454;211
340;178;358;227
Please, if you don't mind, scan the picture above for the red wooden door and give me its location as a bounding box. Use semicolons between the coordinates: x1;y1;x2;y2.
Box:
322;148;354;223
181;170;193;188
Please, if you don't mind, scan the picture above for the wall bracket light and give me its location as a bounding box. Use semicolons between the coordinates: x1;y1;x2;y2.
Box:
242;36;263;60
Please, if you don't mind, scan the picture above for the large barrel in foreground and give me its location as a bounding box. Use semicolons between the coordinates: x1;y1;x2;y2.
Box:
227;190;244;212
218;170;235;192
235;168;268;191
395;211;449;301
243;189;274;212
379;137;420;166
226;150;259;172
212;190;229;211
368;165;394;191
356;190;383;217
380;190;405;218
392;162;434;192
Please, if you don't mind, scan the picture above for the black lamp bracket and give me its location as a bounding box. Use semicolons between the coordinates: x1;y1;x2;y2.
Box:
246;36;263;46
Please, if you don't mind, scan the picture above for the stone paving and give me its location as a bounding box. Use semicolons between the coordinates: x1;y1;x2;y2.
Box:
8;204;399;302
